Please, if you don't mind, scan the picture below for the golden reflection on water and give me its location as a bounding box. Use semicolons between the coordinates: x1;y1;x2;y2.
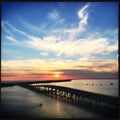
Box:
56;100;60;110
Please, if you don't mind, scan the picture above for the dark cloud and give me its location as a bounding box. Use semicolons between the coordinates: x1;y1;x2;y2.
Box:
1;73;18;77
28;73;52;76
76;62;116;69
97;63;115;68
52;69;118;78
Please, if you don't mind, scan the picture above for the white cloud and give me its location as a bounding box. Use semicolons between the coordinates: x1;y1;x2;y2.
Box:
40;52;49;56
2;20;118;59
56;4;90;39
1;59;118;73
5;35;24;47
26;35;118;58
5;36;17;42
47;10;65;24
77;4;89;26
2;4;118;61
79;55;94;61
2;21;27;36
48;10;59;20
19;18;47;35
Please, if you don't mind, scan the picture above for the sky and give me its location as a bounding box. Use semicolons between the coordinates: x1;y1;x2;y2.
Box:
1;2;118;81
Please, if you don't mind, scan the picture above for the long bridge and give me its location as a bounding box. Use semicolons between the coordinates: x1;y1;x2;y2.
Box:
20;83;119;117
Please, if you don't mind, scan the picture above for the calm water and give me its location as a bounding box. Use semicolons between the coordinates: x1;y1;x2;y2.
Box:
32;79;118;97
47;79;118;97
1;79;118;119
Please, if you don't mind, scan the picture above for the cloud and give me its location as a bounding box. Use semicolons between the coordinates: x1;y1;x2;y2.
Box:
26;35;118;58
1;73;18;77
2;59;118;80
2;21;30;47
40;52;49;56
48;10;59;20
58;4;90;39
2;4;118;61
19;18;47;35
5;36;18;43
2;20;118;59
1;59;118;80
54;69;117;78
1;59;118;72
47;10;65;24
77;4;89;26
2;21;27;36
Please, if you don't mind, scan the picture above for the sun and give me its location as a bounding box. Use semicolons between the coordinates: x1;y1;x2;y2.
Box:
54;74;60;78
54;72;60;78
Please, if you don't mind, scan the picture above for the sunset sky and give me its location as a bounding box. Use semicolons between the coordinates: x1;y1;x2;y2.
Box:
1;2;118;81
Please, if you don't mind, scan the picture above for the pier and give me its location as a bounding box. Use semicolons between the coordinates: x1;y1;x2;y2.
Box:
20;84;118;117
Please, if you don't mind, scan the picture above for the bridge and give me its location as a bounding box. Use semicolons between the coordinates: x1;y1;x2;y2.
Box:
20;84;118;117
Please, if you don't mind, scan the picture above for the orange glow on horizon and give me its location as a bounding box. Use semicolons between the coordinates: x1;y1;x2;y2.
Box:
54;72;60;78
1;71;118;82
1;74;71;81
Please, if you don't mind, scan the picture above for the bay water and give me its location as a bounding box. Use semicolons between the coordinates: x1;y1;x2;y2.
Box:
1;79;118;118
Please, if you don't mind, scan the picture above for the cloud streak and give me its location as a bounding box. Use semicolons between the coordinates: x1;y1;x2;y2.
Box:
40;52;49;56
78;3;89;26
2;59;118;72
2;4;118;61
1;3;118;81
1;59;118;80
47;9;65;24
2;3;118;60
26;35;118;58
54;69;117;78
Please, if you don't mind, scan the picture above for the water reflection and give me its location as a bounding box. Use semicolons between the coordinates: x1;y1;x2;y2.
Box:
32;79;118;97
1;85;106;118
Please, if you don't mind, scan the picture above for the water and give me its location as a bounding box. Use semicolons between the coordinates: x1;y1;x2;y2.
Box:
49;79;118;97
32;79;118;97
1;79;118;119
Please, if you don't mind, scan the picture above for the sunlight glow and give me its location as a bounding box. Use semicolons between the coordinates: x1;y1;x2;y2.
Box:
54;72;60;78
